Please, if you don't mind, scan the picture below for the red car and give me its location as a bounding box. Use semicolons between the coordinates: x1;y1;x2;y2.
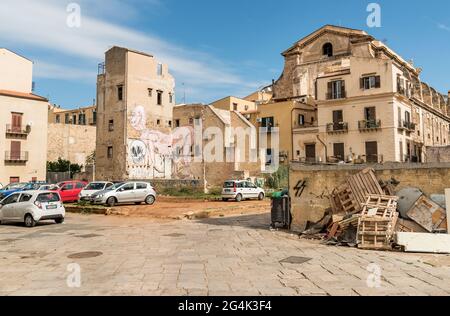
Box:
52;181;88;203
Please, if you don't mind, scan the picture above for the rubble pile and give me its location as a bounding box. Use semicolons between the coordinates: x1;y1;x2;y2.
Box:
300;168;450;254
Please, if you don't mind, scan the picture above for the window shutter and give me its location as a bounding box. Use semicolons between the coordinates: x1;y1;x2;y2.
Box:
327;82;332;99
375;76;381;88
360;78;365;89
341;80;346;96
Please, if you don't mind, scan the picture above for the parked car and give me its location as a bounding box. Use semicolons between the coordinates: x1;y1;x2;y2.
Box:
0;191;65;228
91;182;156;207
0;182;28;200
22;182;50;191
79;181;114;202
221;180;265;202
52;181;88;203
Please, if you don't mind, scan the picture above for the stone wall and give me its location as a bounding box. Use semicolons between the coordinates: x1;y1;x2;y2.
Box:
289;162;450;231
47;123;96;167
426;146;450;163
148;179;203;193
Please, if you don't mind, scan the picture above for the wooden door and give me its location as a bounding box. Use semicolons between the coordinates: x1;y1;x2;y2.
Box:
305;144;316;162
333;143;345;161
10;141;21;160
11;113;22;133
365;142;378;163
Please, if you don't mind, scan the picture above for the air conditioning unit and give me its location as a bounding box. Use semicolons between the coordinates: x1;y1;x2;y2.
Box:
256;118;263;123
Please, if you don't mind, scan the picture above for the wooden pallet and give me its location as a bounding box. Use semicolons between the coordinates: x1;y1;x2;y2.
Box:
357;213;398;250
360;195;398;218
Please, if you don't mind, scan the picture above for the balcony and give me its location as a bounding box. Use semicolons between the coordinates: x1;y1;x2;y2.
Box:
4;151;29;163
398;120;416;132
359;120;381;132
6;124;30;137
326;122;348;134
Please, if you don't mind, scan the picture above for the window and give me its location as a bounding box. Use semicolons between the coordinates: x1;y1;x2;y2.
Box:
364;107;376;121
333;143;345;161
93;111;97;125
157;63;163;76
233;103;238;111
157;91;163;105
405;111;411;124
189;118;194;124
157;119;161;126
55;115;60;124
65;114;70;124
76;182;84;189
332;110;343;124
397;77;406;95
298;114;305;126
9;177;20;183
136;183;147;190
72;114;77;125
261;117;274;130
19;194;33;203
361;76;381;90
266;148;273;165
327;80;345;99
37;193;60;203
3;194;20;205
79;113;86;125
107;146;113;159
175;119;180;127
168;121;172;127
169;93;173;103
10;141;21;160
117;85;123;101
323;43;333;57
108;120;114;132
148;88;153;97
365;141;378;163
11;113;23;132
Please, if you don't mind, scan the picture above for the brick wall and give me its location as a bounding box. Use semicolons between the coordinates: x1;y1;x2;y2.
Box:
288;162;450;231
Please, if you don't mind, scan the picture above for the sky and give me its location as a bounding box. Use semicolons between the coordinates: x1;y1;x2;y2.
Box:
0;0;449;109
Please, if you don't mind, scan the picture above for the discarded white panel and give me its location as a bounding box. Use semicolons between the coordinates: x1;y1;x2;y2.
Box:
395;232;450;254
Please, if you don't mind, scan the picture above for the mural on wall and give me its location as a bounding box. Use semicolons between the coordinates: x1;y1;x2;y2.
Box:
128;105;194;180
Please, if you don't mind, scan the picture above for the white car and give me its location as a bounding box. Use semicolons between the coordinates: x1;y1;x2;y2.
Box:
79;181;114;202
91;182;157;207
0;191;65;228
221;180;265;202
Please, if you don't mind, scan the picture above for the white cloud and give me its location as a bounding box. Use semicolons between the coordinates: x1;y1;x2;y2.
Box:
0;0;257;101
33;61;96;81
438;23;450;32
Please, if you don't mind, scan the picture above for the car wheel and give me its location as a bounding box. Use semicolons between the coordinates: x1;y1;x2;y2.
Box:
107;197;116;207
258;193;265;201
55;218;65;224
235;194;243;202
24;214;36;228
145;195;156;205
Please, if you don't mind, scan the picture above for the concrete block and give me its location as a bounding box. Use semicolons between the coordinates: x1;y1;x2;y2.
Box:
395;232;450;254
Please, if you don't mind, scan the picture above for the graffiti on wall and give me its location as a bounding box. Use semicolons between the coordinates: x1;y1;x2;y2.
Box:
128;106;193;179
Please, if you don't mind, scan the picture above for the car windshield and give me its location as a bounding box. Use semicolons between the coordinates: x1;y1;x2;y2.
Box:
108;183;124;190
23;183;41;190
85;183;106;190
36;192;60;203
223;182;236;188
3;183;26;190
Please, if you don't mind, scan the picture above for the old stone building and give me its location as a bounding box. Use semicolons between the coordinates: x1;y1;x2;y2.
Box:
0;48;48;185
48;104;97;126
95;46;175;181
211;96;257;114
268;25;450;163
173;104;263;187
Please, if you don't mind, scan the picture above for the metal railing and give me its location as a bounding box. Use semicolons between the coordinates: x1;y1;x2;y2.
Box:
398;120;416;131
326;122;348;133
4;151;29;162
6;124;30;135
358;120;381;131
326;91;346;100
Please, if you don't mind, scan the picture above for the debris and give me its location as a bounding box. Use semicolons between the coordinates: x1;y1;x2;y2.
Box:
430;194;446;209
396;187;423;219
395;232;450;254
406;195;447;233
395;218;428;233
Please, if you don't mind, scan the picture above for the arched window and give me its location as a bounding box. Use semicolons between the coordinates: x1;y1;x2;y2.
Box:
323;43;333;57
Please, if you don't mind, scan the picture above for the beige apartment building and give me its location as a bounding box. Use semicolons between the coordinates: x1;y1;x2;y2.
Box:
48;104;97;126
268;25;450;163
0;49;48;185
96;46;176;181
173;104;262;187
211;96;257;114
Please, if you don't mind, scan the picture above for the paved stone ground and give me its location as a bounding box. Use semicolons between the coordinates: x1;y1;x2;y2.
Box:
0;213;449;296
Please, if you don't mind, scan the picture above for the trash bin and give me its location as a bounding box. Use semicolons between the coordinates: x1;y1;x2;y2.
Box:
271;194;291;229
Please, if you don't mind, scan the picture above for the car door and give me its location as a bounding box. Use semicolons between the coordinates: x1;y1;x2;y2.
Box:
60;183;74;202
0;193;21;219
13;193;33;219
74;182;85;199
246;182;258;199
135;183;148;201
116;183;135;202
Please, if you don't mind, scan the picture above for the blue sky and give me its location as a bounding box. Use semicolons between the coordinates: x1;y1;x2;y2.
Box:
1;0;449;109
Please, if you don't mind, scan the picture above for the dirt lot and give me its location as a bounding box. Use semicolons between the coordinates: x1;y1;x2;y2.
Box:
105;197;271;219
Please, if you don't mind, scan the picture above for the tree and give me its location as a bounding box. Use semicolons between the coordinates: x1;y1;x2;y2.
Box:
47;158;83;178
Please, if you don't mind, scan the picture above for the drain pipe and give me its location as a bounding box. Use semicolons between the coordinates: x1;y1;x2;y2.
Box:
316;135;327;163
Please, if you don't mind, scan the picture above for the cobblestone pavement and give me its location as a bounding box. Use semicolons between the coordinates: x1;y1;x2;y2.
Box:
0;213;449;296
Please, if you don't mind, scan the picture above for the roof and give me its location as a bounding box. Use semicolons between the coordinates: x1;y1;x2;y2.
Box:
0;89;48;102
282;25;370;56
108;46;154;58
0;48;33;62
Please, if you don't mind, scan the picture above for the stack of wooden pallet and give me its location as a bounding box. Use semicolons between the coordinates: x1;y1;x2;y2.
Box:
329;168;385;215
357;195;399;250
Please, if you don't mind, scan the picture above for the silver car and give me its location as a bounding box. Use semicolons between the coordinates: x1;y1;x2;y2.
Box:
91;182;156;207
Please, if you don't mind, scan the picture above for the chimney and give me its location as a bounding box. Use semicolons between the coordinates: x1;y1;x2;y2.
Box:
448;91;450;105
